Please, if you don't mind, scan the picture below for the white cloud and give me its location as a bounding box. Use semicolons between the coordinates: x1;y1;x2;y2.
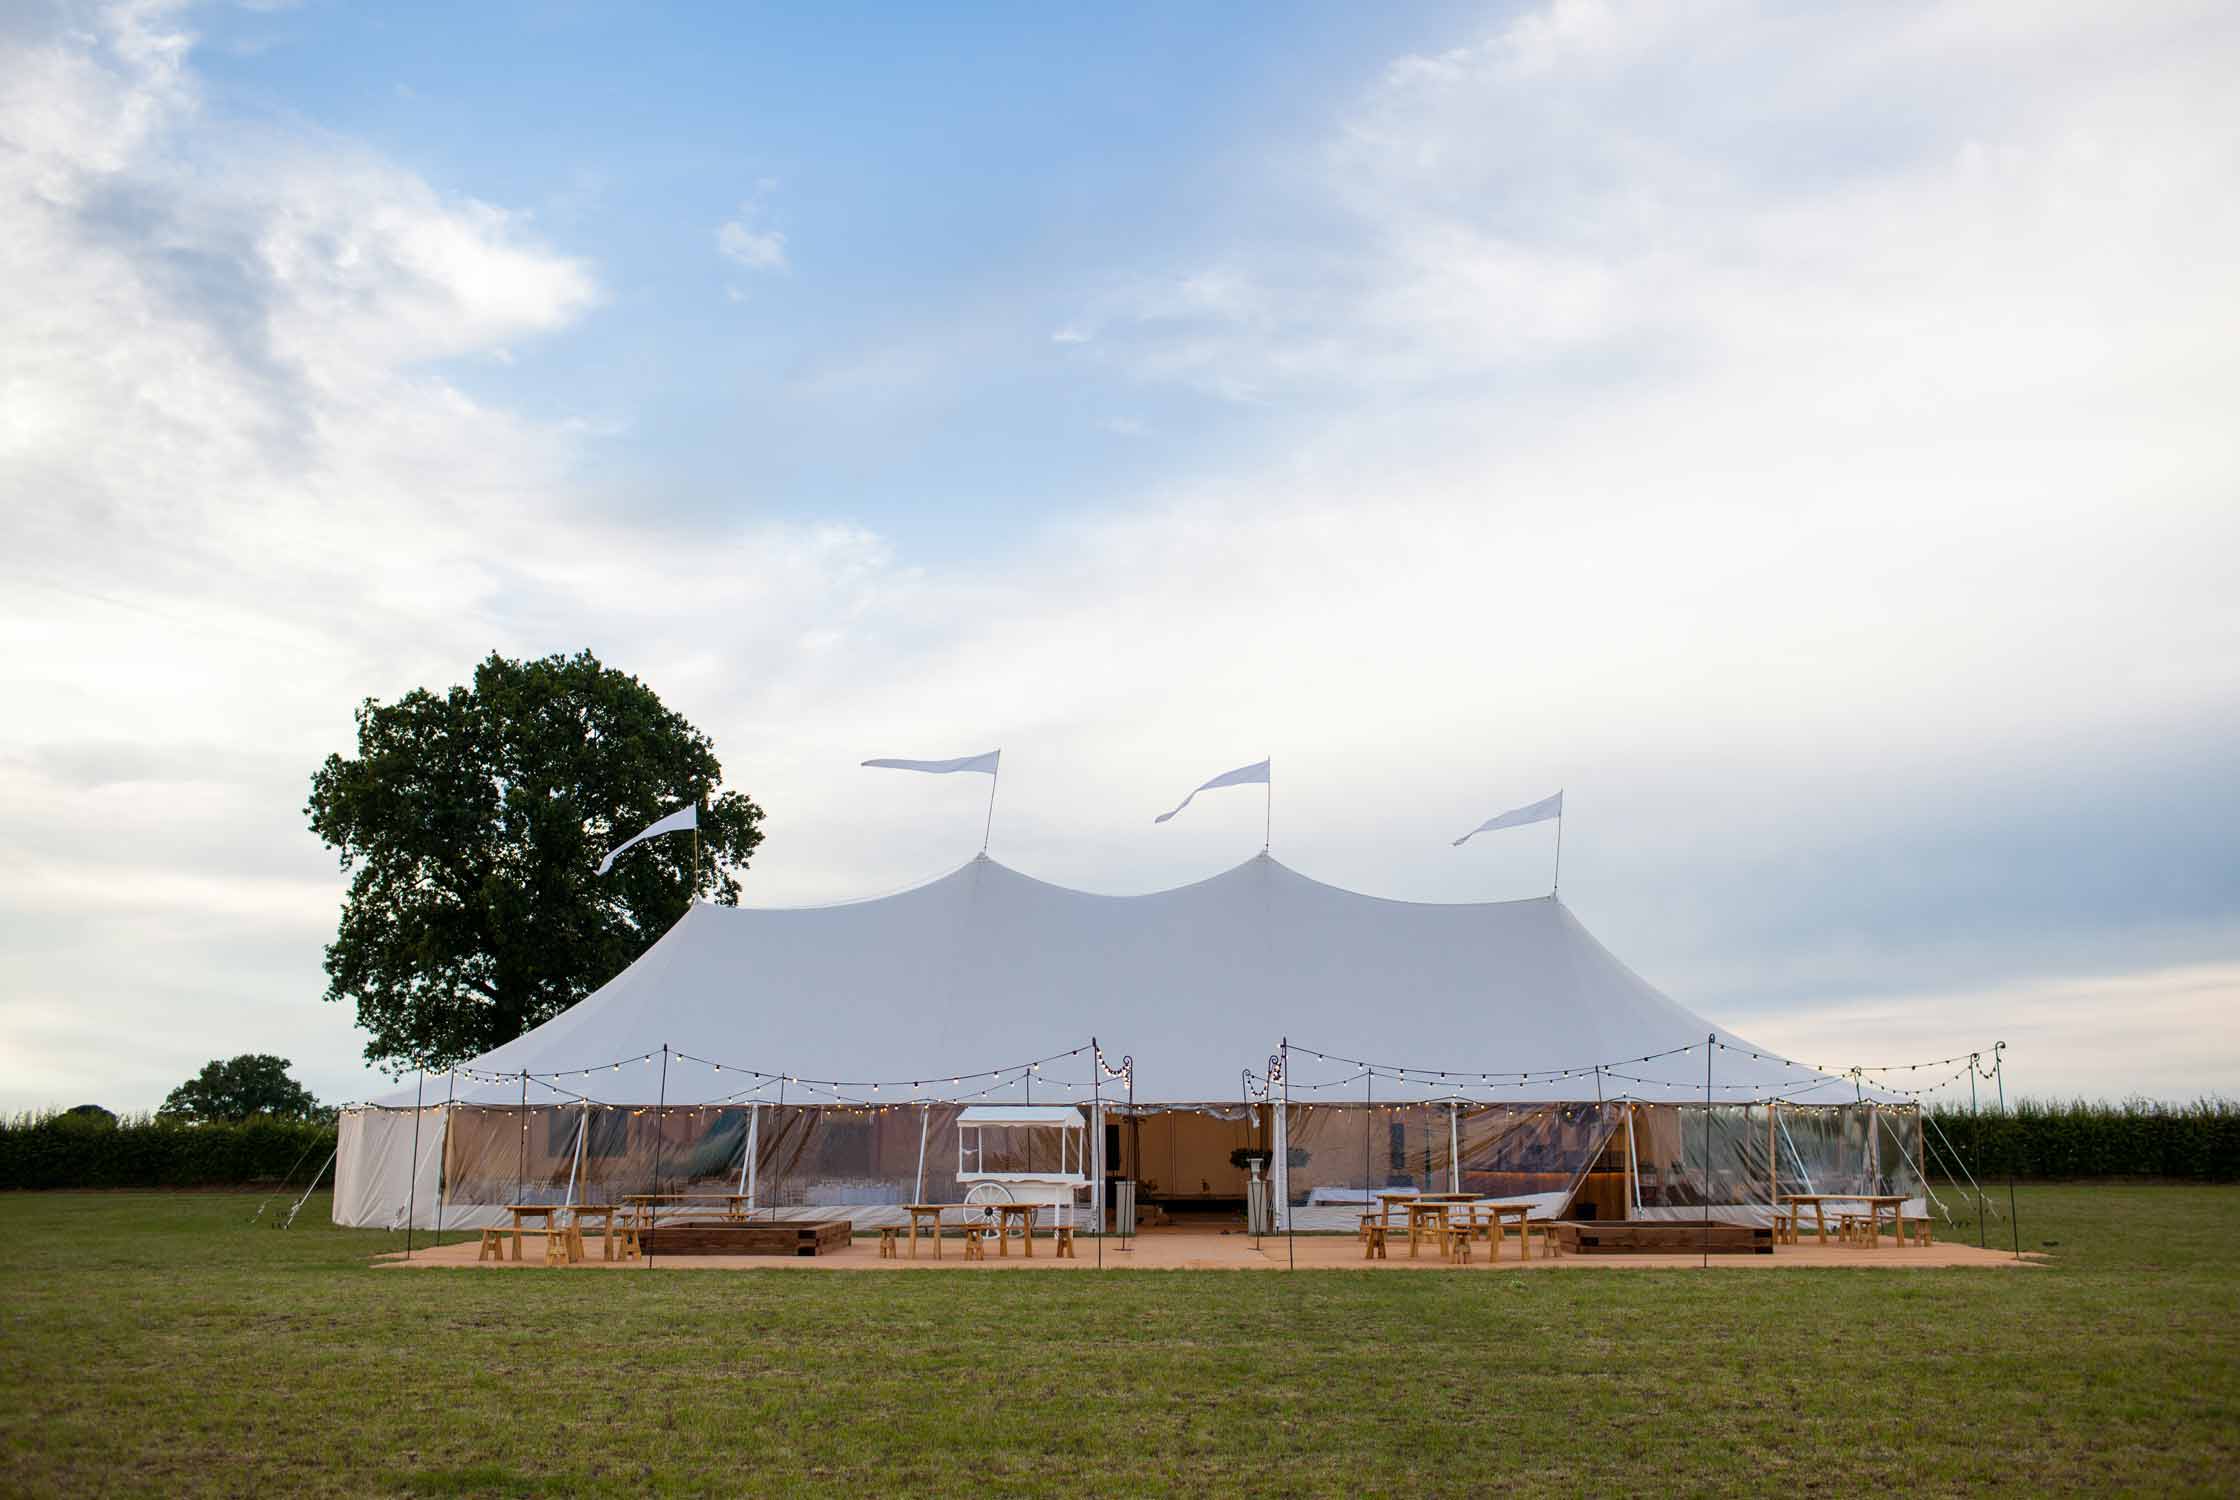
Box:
1;0;2235;1110
716;208;787;272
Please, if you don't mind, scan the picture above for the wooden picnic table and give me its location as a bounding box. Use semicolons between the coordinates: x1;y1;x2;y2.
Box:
620;1193;752;1228
500;1203;562;1262
1450;1201;1539;1259
902;1204;948;1259
988;1202;1039;1256
1401;1199;1459;1257
566;1204;630;1261
1783;1193;1908;1247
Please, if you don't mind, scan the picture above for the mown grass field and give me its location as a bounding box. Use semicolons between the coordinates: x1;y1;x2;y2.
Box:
1;1186;2235;1497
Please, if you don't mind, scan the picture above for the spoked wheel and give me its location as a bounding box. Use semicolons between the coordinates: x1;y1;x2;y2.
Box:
963;1181;1014;1238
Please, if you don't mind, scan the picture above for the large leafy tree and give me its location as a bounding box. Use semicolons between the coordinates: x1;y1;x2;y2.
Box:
161;1055;324;1122
307;650;764;1072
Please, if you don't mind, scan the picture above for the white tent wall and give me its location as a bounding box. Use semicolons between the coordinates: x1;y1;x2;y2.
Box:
333;1105;475;1230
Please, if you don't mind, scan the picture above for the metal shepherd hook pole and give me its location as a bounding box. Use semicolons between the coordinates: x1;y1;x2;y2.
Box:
1702;1034;1714;1270
1996;1041;2019;1259
1968;1053;1985;1249
1280;1039;1294;1269
649;1044;670;1270
405;1065;425;1260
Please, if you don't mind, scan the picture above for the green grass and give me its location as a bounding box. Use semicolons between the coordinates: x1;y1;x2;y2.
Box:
1;1188;2235;1497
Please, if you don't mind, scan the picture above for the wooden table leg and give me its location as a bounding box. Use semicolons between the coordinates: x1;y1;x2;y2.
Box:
1814;1203;1828;1246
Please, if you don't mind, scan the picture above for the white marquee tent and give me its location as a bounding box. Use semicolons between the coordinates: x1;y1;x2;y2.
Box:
335;853;1924;1232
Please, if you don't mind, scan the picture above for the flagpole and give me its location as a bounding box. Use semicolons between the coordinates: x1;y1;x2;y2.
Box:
982;757;1000;854
691;802;700;899
1264;762;1272;852
1552;798;1563;896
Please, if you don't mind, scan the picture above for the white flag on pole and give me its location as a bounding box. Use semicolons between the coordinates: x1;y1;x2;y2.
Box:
860;751;1001;775
1452;790;1562;846
596;803;697;875
1154;758;1270;824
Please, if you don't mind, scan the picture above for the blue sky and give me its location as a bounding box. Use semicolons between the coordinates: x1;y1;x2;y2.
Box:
191;0;1472;550
1;0;2236;1112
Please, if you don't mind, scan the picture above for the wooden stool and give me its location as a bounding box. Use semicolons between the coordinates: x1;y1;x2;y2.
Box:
612;1223;641;1262
1053;1225;1076;1259
543;1228;574;1267
1442;1226;1473;1264
963;1226;989;1261
1531;1222;1564;1259
1901;1215;1933;1248
878;1226;900;1259
1362;1223;1388;1260
1838;1213;1868;1246
477;1228;508;1263
1771;1208;1799;1246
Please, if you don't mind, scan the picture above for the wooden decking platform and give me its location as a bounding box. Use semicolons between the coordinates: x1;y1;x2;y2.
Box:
381;1224;2030;1272
637;1220;853;1256
1557;1220;1773;1255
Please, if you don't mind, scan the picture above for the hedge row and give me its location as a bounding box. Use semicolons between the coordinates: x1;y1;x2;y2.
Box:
1925;1097;2239;1183
0;1112;338;1190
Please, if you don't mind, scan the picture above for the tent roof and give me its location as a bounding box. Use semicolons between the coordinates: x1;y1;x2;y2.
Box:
375;853;1893;1108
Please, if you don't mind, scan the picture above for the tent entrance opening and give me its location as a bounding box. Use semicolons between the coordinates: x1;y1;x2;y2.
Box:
1112;1106;1269;1231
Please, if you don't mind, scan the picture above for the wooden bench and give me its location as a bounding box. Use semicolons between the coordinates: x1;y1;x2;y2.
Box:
877;1226;901;1259
1053;1225;1077;1260
543;1223;584;1266
1437;1224;1473;1264
1362;1223;1388;1260
1900;1214;1934;1248
477;1228;511;1263
962;1225;991;1261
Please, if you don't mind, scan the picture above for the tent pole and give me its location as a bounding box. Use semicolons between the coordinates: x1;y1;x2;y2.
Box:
564;1103;588;1208
1996;1042;2019;1259
1364;1066;1373;1213
1448;1104;1461;1195
405;1068;425;1257
913;1102;930;1209
739;1102;760;1216
1625;1102;1640;1218
1767;1100;1778;1228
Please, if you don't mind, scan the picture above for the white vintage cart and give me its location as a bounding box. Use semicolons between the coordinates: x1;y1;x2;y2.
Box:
956;1104;1089;1241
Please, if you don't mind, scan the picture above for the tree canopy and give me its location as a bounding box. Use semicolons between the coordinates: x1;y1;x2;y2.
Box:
307;650;764;1073
161;1055;324;1122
